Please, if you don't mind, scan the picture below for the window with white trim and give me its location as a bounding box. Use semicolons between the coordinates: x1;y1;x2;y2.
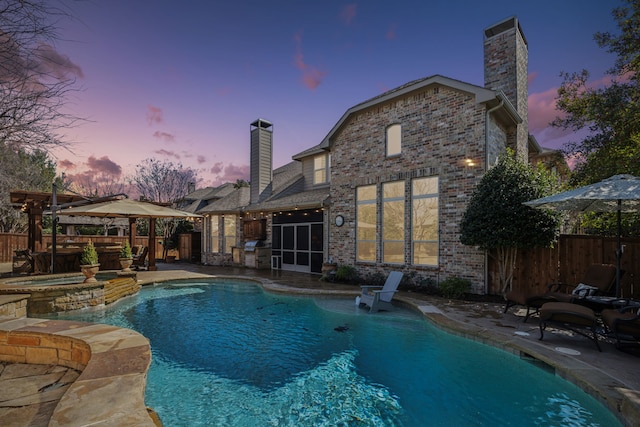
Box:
356;185;376;262
412;176;438;265
223;215;237;254
382;181;404;263
209;215;219;253
313;153;328;184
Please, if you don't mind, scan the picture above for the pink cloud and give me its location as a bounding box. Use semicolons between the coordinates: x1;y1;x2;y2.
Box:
152;130;176;143
210;162;224;175
58;159;76;170
154;149;180;159
293;33;327;90
386;22;397;40
146;105;163;125
339;4;357;25
528;71;538;85
86;155;122;177
197;155;206;164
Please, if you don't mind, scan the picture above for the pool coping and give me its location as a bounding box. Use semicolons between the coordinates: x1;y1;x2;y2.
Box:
0;316;156;426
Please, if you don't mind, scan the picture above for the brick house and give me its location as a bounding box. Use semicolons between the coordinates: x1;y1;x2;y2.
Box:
199;16;541;293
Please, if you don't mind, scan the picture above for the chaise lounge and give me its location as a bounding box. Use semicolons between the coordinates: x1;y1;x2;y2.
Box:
504;263;618;322
602;303;640;350
539;301;601;351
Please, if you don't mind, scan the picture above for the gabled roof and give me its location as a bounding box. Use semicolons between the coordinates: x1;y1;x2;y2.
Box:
293;74;520;159
197;186;250;214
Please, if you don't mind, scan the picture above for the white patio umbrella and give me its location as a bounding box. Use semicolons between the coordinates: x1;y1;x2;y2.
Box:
524;174;640;297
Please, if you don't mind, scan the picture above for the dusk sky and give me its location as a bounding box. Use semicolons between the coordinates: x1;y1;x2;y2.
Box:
52;0;622;190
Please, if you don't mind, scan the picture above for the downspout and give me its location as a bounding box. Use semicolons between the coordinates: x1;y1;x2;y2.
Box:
483;96;503;294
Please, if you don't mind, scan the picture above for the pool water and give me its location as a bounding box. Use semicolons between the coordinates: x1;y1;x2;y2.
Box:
51;279;621;426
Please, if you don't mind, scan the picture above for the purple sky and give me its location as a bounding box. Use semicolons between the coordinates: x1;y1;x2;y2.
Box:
52;0;622;189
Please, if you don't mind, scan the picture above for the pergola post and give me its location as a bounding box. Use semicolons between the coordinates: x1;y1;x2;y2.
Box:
148;217;157;271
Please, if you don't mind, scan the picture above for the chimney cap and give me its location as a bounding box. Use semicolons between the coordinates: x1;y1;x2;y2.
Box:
251;118;273;129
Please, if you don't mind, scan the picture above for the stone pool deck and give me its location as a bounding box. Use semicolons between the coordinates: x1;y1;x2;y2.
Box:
0;262;639;426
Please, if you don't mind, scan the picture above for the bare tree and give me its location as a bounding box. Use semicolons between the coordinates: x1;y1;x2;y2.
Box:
131;158;198;258
0;0;82;152
131;158;197;204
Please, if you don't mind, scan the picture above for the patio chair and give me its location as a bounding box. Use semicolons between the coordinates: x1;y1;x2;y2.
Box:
602;303;640;350
504;263;618;322
359;271;403;313
539;301;601;351
132;246;148;271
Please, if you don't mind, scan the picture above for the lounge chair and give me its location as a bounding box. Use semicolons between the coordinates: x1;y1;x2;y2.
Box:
132;246;148;271
538;301;601;351
359;271;403;313
602;303;640;350
504;263;618;322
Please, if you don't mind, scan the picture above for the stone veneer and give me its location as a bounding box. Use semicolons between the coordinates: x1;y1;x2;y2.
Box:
329;85;500;292
0;275;140;315
0;317;156;426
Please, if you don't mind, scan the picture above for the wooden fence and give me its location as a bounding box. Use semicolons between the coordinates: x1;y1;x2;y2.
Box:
0;233;195;265
2;233;638;297
489;234;640;298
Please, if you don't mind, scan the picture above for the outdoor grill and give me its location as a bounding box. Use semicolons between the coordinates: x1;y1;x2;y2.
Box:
243;240;270;269
244;240;264;252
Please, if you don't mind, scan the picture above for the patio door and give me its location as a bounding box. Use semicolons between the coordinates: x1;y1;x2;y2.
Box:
272;209;323;274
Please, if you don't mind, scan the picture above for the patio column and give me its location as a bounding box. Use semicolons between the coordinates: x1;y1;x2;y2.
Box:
148;217;157;271
129;217;137;248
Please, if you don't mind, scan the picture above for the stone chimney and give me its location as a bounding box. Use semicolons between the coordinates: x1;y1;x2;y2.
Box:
484;17;528;160
249;119;273;204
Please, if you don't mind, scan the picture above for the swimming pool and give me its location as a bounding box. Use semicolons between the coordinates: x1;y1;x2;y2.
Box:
50;279;621;426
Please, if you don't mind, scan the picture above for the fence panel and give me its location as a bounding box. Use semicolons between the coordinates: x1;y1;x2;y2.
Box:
489;235;640;298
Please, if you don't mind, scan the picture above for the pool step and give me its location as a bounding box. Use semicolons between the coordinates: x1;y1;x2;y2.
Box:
104;277;140;305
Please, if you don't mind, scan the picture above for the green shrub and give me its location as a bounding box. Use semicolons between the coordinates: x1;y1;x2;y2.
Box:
401;272;438;294
335;265;358;283
439;277;472;299
80;240;99;265
120;241;132;258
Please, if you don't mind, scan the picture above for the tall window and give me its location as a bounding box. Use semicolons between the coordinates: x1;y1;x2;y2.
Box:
356;185;376;262
386;124;401;157
209;215;219;253
412;176;439;265
313;154;328;184
382;181;404;263
223;215;237;254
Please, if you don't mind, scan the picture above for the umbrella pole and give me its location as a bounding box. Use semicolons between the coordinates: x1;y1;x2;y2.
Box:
616;200;622;298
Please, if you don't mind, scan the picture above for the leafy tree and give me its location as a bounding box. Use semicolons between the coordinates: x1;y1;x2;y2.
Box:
0;143;64;232
552;0;640;235
460;151;560;296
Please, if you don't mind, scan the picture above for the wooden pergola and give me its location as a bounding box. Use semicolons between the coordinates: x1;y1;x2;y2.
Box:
10;190;86;252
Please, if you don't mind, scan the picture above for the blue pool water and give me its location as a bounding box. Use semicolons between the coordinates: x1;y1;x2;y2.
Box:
51;279;621;426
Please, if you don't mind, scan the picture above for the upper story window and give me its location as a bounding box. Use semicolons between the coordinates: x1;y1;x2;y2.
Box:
313;153;329;184
386;124;402;157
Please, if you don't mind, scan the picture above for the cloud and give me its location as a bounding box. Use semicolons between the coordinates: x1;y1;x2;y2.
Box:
210;162;224;174
58;159;76;170
36;44;84;79
147;105;163;125
197;155;207;164
528;87;560;134
153;130;176;143
339;4;357;25
293;33;327;90
386;22;397;40
154;149;180;159
206;162;250;186
85;155;122;177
